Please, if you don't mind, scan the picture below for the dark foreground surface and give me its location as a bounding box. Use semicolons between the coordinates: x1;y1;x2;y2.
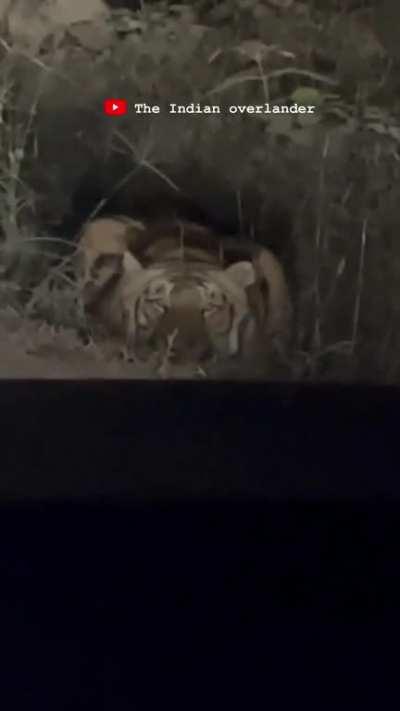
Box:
0;380;398;499
1;499;399;707
0;382;399;706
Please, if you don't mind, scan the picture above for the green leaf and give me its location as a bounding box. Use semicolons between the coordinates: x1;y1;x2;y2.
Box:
290;87;322;107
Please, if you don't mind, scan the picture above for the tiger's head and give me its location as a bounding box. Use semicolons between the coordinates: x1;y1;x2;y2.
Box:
117;251;257;366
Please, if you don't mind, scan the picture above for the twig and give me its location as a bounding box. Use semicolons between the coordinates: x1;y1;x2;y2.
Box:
351;217;367;352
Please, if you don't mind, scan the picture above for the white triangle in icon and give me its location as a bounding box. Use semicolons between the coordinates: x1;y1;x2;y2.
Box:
112;103;118;111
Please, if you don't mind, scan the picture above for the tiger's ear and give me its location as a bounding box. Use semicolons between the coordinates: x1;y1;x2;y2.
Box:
122;250;143;275
224;261;256;289
93;252;124;274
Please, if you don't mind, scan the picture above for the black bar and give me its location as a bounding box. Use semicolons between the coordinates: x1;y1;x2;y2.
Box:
0;381;398;500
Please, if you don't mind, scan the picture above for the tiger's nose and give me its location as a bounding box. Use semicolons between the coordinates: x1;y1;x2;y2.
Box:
168;336;214;364
198;343;214;362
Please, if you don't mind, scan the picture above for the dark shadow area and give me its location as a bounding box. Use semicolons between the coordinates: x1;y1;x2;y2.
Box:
0;496;398;706
1;380;399;500
1;376;397;705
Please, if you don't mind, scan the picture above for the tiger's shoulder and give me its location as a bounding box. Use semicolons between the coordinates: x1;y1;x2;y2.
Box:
75;215;146;284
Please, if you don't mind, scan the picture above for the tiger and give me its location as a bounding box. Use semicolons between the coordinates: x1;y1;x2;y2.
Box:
75;215;293;375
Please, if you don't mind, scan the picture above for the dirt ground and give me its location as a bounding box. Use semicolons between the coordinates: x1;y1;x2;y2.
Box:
0;309;153;379
0;342;146;379
0;308;213;379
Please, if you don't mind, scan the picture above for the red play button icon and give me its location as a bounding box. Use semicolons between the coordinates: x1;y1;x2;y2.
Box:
103;99;127;116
